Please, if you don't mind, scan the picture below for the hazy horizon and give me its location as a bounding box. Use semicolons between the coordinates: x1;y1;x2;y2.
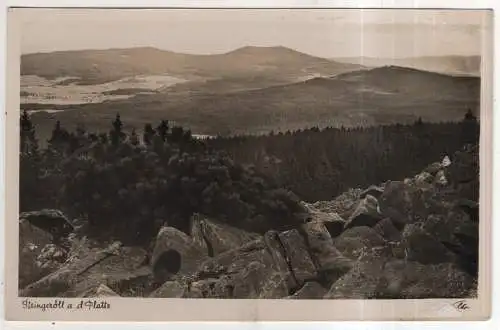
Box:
21;44;483;60
17;8;490;59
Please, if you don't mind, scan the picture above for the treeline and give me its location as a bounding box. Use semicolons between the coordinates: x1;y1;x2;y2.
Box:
19;111;305;245
19;109;479;245
207;111;480;201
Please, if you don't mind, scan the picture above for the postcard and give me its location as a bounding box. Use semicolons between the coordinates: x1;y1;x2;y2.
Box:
4;7;493;321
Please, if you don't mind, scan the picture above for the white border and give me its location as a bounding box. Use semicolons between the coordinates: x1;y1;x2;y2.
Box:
1;0;498;329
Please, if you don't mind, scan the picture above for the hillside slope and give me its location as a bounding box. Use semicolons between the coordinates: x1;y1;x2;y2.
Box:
334;55;481;77
27;65;480;142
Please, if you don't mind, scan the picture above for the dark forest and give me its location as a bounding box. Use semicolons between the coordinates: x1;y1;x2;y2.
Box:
19;109;479;247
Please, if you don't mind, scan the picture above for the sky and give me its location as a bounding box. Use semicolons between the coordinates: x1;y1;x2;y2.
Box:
17;8;491;58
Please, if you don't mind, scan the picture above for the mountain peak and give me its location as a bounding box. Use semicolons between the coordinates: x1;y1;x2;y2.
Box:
226;45;299;55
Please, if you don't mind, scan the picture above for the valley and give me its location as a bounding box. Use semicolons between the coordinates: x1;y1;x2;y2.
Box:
21;48;480;145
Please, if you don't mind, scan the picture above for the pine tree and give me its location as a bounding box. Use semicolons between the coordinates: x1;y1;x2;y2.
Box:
156;120;169;142
48;120;62;144
143;123;155;146
20;110;38;155
169;126;185;144
110;113;125;146
130;128;139;146
461;109;479;146
183;129;192;142
76;123;87;138
465;108;477;121
48;120;69;153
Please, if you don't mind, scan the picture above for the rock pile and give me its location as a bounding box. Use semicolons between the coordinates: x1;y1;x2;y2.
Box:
18;145;480;299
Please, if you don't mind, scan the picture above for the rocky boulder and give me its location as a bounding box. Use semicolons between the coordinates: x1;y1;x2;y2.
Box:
434;170;449;186
151;228;322;299
82;284;120;298
20;243;150;297
333;226;385;260
379;181;418;227
441;231;479;277
400;262;474;298
19;209;74;242
455;198;480;223
414;171;434;186
325;255;388;299
325;257;473;299
423;208;478;246
447;144;479;184
286;281;327;299
446;144;479;202
19;220;61;288
309;188;362;219
302;202;345;239
305;208;345;224
401;223;456;265
307;210;345;237
36;244;67;270
151;226;208;284
278;229;317;286
186;265;293;299
149;280;186;298
190;213;261;257
424;162;444;176
379;180;436;228
178;235;294;298
372;218;402;242
322;220;345;239
359;185;385;199
302;221;354;285
344;195;384;230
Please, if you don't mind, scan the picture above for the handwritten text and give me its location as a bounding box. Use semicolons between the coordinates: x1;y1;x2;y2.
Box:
22;299;111;311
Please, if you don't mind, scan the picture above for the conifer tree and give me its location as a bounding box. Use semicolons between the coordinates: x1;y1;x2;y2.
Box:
110;113;125;146
143;123;155;146
48;120;70;153
156;120;169;142
20;110;38;155
169;126;185;144
461;109;479;146
76;123;87;137
130;128;139;146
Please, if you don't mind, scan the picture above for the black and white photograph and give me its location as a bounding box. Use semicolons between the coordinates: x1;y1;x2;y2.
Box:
5;7;493;321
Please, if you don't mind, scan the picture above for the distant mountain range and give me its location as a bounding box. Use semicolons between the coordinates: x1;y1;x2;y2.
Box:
333;55;481;77
21;46;364;86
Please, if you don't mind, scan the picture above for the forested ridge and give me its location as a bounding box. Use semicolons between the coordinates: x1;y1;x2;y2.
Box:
207;112;479;201
19;109;479;246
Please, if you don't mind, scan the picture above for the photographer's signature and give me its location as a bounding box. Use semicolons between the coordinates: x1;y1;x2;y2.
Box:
452;300;470;312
